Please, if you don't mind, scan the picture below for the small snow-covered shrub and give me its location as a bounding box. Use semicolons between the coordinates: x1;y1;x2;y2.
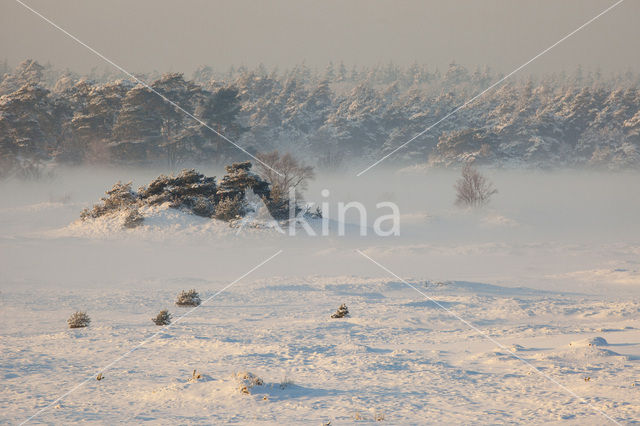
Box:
175;289;201;307
67;311;91;328
235;371;264;394
215;195;246;221
331;303;349;318
152;309;172;325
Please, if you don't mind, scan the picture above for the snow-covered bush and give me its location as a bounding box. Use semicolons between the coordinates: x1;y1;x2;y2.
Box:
331;303;349;318
152;309;172;325
67;311;91;328
215;195;246;221
80;181;137;220
79;165;282;225
190;197;215;217
454;163;497;208
235;371;264;394
123;208;144;228
138;169;218;217
175;289;201;307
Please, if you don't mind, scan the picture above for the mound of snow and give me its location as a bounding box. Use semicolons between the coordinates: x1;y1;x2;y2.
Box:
51;203;275;240
569;337;609;348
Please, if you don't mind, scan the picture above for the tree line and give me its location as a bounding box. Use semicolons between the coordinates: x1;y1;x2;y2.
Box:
1;59;639;178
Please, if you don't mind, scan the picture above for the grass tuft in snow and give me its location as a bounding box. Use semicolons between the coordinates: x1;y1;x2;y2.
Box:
188;369;202;383
279;376;294;390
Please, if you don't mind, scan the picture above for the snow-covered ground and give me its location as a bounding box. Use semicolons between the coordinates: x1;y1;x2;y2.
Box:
1;167;640;424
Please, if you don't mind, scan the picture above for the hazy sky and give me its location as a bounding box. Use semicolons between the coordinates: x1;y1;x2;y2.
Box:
1;0;638;76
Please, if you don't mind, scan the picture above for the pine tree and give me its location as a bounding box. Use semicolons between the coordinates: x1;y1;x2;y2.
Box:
111;84;163;164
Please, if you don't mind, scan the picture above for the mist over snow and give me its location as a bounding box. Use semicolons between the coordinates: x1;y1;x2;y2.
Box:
2;157;640;423
1;167;639;290
2;3;640;419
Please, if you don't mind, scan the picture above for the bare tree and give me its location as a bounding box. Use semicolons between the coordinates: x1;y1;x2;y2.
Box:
454;163;497;208
255;151;315;200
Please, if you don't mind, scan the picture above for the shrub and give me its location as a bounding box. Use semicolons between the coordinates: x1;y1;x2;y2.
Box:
152;309;172;325
138;169;218;215
263;186;290;220
331;303;349;318
215;195;246;221
189;197;215;217
81;181;138;220
235;371;264;394
67;311;91;328
454;163;497;208
80;165;285;225
123;208;144;228
175;289;201;307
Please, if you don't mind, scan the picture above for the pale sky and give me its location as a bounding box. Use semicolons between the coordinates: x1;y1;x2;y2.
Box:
1;0;638;76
